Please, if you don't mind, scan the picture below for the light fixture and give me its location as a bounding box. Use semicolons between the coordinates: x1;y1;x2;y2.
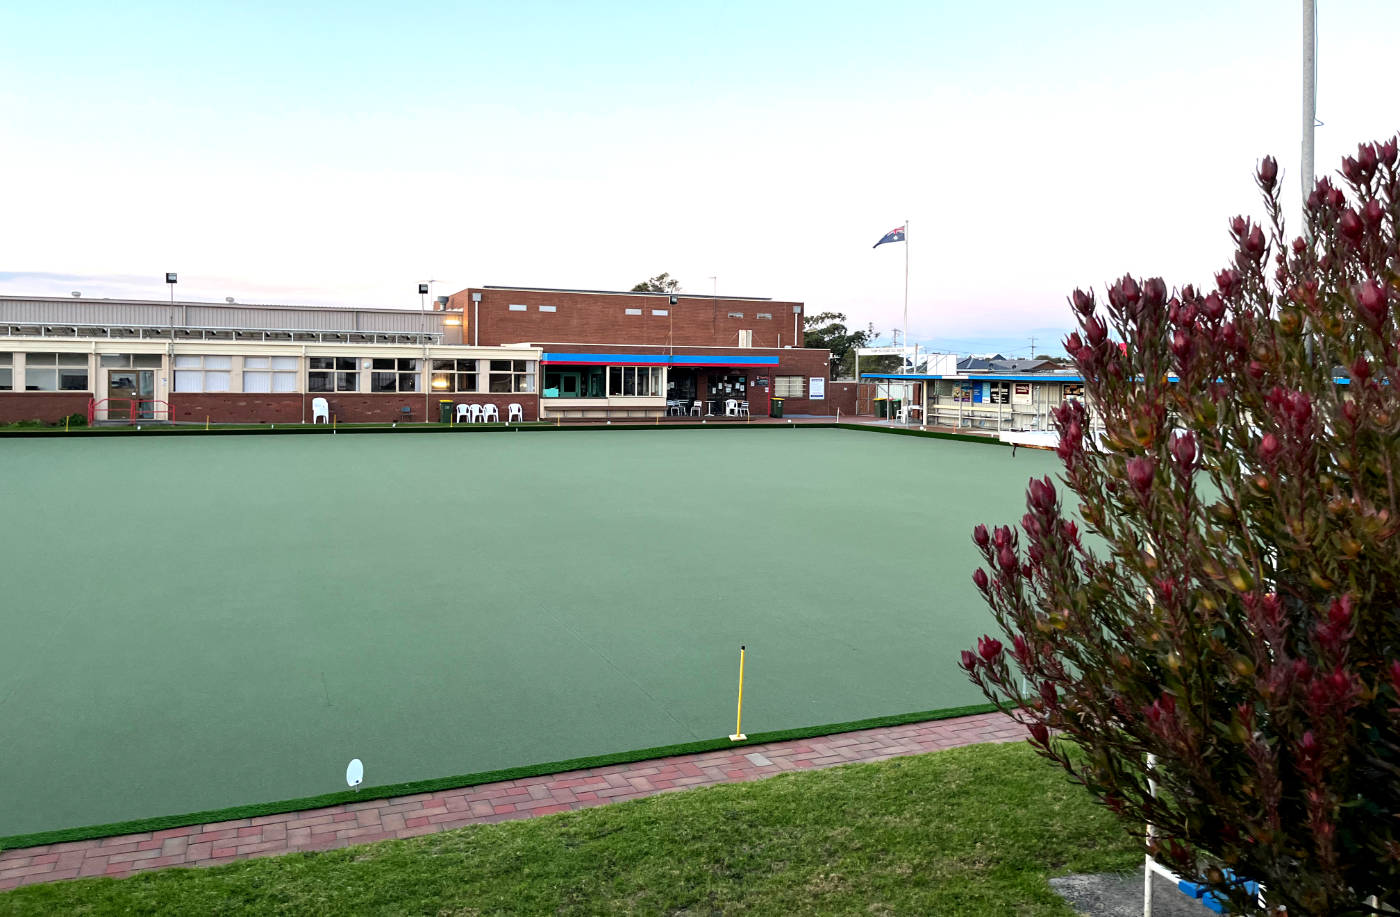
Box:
431;377;449;389
444;317;462;326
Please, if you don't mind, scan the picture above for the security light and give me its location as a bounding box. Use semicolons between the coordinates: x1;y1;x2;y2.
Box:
166;273;178;284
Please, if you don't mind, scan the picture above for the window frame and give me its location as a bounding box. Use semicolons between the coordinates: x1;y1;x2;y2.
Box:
307;356;359;393
430;358;479;393
774;375;805;398
173;354;233;393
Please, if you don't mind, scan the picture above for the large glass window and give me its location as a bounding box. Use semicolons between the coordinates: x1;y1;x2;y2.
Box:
488;359;535;394
24;353;89;391
173;355;233;392
774;375;805;397
308;356;358;392
430;359;478;393
543;367;605;398
370;358;420;393
243;356;299;393
0;353;10;391
607;366;663;397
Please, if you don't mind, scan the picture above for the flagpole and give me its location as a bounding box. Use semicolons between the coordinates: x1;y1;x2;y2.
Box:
903;218;909;423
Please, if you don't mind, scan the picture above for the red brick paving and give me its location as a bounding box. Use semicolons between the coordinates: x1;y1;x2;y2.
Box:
0;712;1021;890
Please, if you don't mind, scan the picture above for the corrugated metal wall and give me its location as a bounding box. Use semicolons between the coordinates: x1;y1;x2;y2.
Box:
0;298;440;334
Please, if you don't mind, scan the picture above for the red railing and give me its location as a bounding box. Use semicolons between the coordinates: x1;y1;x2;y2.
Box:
87;399;171;424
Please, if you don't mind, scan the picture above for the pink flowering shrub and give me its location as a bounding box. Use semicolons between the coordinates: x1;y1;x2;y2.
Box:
961;138;1400;915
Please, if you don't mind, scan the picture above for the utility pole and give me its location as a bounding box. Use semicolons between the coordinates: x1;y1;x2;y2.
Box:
1028;337;1037;359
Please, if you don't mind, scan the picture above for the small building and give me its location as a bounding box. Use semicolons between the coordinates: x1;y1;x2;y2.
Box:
861;366;1085;431
443;286;834;420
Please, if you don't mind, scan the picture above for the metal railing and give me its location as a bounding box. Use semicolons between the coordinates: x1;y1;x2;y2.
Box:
87;398;171;424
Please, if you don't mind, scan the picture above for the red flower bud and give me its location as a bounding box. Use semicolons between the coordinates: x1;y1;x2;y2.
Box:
1143;277;1167;308
1170;432;1197;473
1028;721;1050;746
1328;187;1345;208
1342;156;1362;183
1258;155;1278;189
1358;142;1379;174
1202;292;1225;321
1292;236;1307;255
1071;289;1095;316
1351;356;1371;382
1215;270;1238;298
1085;315;1108;347
1244;225;1265;259
1170;330;1193;363
1356;280;1388;331
1258;433;1282;464
993;526;1010;548
1339;208;1363;240
1230;216;1248;237
972;524;989;548
977;635;1004;663
1126;456;1155;494
1363;198;1384;226
998;546;1017;573
1028;476;1056;513
972;567;990;592
960;649;978;671
1064;331;1083;353
1381;138;1398;167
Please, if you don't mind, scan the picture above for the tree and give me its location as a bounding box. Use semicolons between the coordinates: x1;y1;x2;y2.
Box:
630;273;681;293
804;312;872;378
961;138;1400;914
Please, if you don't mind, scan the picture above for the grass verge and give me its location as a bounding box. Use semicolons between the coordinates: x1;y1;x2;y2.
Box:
0;742;1135;916
0;704;994;850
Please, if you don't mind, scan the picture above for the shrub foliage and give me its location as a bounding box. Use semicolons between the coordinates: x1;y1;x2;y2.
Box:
961;138;1400;914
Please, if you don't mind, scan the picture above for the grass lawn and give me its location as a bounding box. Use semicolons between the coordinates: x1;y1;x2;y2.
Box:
0;742;1138;916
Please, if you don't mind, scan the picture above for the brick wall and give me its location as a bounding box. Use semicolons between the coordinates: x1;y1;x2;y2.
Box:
0;392;93;424
169;393;539;424
447;288;805;350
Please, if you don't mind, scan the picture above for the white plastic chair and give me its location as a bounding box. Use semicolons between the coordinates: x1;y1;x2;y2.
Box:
483;403;500;422
690;401;703;417
312;397;330;424
725;398;739;416
738;401;750;417
469;404;485;423
454;403;471;424
507;403;523;422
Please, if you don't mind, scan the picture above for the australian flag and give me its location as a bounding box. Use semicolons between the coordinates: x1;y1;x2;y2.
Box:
873;226;906;248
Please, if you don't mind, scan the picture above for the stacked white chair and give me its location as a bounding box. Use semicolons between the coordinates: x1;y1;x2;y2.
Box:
454;403;472;423
312;397;330;424
507;403;524;422
483;403;501;422
470;404;486;423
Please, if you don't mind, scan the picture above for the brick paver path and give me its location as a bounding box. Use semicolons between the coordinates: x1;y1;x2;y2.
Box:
0;712;1020;890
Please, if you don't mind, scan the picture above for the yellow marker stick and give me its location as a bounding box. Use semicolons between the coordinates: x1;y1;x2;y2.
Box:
730;645;747;741
65;416;70;432
205;415;210;431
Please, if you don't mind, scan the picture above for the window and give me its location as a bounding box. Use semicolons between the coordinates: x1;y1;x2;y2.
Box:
243;356;298;393
508;304;528;312
728;312;744;319
430;359;478;393
624;308;642;316
538;305;556;312
652;309;668;316
607;366;663;397
173;355;232;392
370;358;420;393
100;353;162;368
488;359;535;393
0;353;10;391
988;381;1010;404
756;312;772;320
24;353;88;391
774;376;805;397
308;356;358;392
738;330;753;348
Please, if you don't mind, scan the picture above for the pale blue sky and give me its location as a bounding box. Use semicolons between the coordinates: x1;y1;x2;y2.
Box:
3;1;1398;355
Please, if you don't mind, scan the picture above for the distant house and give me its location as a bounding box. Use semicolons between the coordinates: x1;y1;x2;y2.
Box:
956;355;1060;374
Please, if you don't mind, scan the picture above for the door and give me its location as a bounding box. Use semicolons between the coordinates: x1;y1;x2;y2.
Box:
107;370;156;420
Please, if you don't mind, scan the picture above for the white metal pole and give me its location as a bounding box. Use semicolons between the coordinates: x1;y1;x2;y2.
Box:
1302;0;1316;211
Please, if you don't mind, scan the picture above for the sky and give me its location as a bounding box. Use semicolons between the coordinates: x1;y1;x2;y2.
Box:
2;1;1398;357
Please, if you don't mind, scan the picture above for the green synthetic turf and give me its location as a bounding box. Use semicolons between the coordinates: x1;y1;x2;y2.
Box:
0;428;1056;840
